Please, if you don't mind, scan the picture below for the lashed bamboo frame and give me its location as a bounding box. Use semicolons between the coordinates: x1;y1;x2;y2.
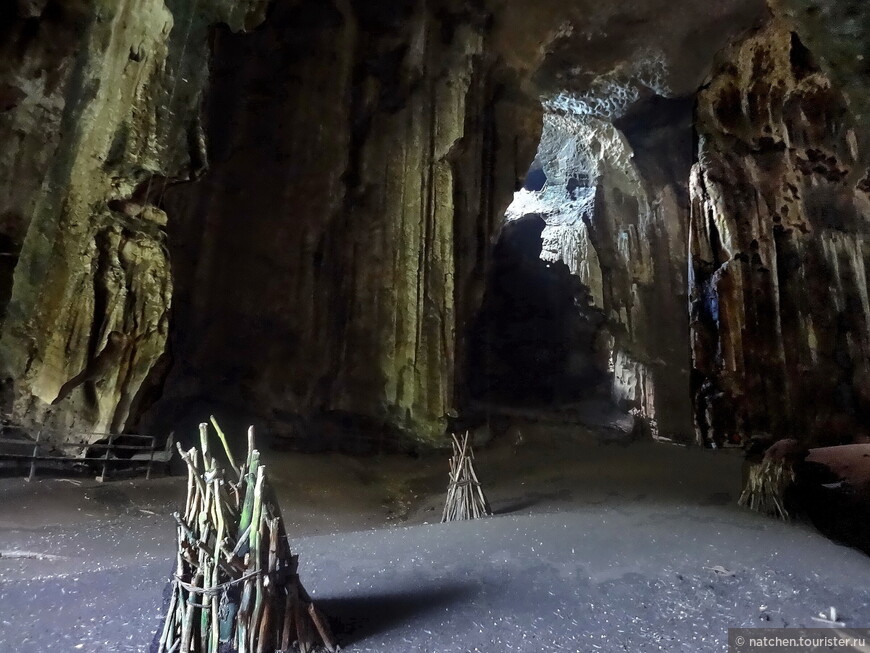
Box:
157;420;337;653
738;458;795;521
441;431;491;522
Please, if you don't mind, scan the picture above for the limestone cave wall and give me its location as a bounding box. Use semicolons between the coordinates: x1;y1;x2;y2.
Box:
1;0;867;452
689;21;870;447
0;0;268;439
154;0;541;442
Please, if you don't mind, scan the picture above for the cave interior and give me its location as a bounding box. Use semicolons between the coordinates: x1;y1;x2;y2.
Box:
0;0;870;650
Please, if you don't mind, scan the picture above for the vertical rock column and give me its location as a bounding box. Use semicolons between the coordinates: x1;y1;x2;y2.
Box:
689;22;870;447
335;17;485;437
159;2;541;444
325;11;540;439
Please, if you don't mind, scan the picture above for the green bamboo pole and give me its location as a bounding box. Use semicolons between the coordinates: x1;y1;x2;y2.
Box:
247;467;266;652
237;450;260;548
209;475;226;653
209;416;240;477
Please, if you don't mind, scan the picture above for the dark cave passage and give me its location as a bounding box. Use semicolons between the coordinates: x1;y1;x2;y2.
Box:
466;214;609;408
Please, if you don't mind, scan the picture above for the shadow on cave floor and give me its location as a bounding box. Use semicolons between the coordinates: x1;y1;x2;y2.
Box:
494;488;574;515
317;584;479;644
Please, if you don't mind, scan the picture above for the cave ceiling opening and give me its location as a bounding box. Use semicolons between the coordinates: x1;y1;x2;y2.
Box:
466;212;609;408
464;58;699;435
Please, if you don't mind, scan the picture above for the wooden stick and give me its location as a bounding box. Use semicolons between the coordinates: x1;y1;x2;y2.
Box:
198;423;211;469
255;598;272;653
210;416;240;477
157;545;184;652
237;452;260;546
295;586;312;653
180;570;203;653
251;465;266;651
308;603;338;653
209;475;226;653
280;590;293;652
246;427;255;472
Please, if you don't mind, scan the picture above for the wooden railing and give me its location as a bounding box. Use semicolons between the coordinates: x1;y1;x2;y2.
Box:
0;421;169;482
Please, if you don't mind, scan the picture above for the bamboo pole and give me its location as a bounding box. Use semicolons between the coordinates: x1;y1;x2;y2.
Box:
209;415;240;476
280;590;294;652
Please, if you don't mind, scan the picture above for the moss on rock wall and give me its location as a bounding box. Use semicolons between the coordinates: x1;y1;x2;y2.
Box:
0;0;267;439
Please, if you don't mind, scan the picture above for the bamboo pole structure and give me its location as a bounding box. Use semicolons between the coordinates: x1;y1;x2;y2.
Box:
738;457;795;520
441;431;491;523
158;420;338;653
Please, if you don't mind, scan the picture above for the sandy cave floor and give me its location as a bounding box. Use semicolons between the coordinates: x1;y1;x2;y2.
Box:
0;422;869;652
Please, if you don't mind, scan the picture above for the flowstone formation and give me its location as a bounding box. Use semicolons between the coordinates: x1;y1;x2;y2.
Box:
689;22;870;447
0;0;269;441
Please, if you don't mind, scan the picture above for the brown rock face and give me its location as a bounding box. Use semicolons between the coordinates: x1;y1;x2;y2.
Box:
0;1;89;322
156;1;540;442
0;0;268;440
689;22;870;447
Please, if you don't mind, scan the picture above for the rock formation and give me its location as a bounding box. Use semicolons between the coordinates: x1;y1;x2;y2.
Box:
500;100;696;441
154;1;541;442
0;0;867;450
0;0;268;439
690;21;870;447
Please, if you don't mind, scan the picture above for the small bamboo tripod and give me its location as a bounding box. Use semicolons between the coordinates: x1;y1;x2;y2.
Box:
441;431;491;522
738;457;795;520
157;418;338;653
